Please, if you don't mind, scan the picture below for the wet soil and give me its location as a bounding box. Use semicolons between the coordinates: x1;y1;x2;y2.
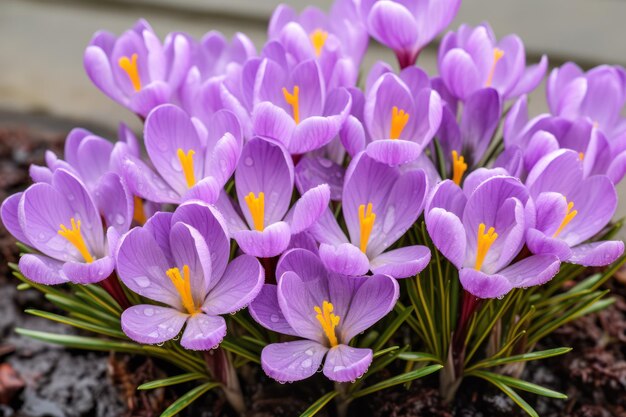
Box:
1;116;625;416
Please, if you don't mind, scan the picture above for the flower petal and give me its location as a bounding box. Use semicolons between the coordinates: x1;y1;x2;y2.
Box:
233;221;291;258
121;305;187;345
459;268;513;299
319;242;370;276
181;314;227;350
568;241;625;267
249;284;299;336
261;340;327;382
287;184;331;234
370;245;431;279
323;345;372;382
19;254;68;285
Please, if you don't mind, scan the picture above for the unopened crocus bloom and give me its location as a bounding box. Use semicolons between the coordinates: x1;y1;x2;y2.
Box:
268;1;368;88
437;87;501;183
1;169;132;285
363;68;442;165
439;23;548;101
84;19;191;117
311;152;431;278
547;63;626;140
216;137;330;258
112;104;242;205
252;56;352;155
249;248;399;382
425;173;560;298
116;202;264;350
525;149;624;266
362;0;461;68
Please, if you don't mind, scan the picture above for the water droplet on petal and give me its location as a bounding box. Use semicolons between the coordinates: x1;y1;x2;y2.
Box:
301;358;312;368
305;349;314;356
333;365;346;372
134;276;151;288
270;314;280;323
244;157;254;167
115;214;125;225
144;308;155;317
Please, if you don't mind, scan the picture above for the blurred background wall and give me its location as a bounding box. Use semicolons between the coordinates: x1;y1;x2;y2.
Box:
1;0;625;209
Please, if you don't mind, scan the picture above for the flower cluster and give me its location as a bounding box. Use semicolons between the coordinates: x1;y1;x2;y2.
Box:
2;0;625;411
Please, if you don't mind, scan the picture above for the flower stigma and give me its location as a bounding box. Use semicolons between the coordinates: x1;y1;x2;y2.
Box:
485;48;505;87
314;301;340;347
133;196;147;225
390;106;410;139
553;198;577;238
166;265;199;315
244;192;265;231
359;202;376;253
452;150;468;186
474;223;498;270
58;218;94;263
118;53;142;92
176;149;196;188
310;29;329;57
283;86;301;124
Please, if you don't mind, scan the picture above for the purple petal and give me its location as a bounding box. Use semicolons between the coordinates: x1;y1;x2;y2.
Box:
288;184;330;234
204;133;241;186
84;46;126;105
366;139;423;166
235;138;294;226
339;274;399;341
169;222;212;302
340;115;366;157
459;268;513;299
249;284;298;336
440;49;480;100
370;245;431;279
19;254;68;285
1;193;29;244
180;314;226;351
367;1;418;52
507;55;548;99
252;102;296;147
425;207;466;268
461;88;501;163
526;228;572;261
568;241;625;267
129;81;171;118
323;345;372;382
234;221;291;258
290;116;344;155
276;248;327;284
95;173;133;235
319;242;369;276
121;305;187;345
278;271;327;343
499;254;561;289
261;340;327;382
62;256;115;284
295;156;344;201
202;254;264;315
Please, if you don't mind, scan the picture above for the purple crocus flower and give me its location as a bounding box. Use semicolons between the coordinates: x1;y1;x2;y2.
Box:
525;149;624;266
268;1;368;88
216;137;330;259
363;67;442;166
425;173;560;299
84;19;191;118
116;201;264;350
437;87;501;182
1;169;132;285
251;55;352;155
311;152;431;278
112;104;242;205
361;0;461;68
547;63;626;140
439;23;548;101
249;248;399;382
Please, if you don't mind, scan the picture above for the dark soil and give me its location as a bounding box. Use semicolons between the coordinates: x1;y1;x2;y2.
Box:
1;115;625;417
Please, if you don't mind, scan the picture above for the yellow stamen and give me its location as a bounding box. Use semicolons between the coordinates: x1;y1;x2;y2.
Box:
244;192;265;231
389;106;410;140
485;48;505;87
282;86;300;124
118;53;142;92
176;148;196;188
133;196;147;225
358;203;376;253
553;199;577;238
451;150;468;186
58;218;94;263
166;265;199;315
314;301;340;347
578;152;584;161
475;223;498;271
310;29;329;57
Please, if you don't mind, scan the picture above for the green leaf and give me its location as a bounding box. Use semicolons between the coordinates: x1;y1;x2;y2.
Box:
220;339;260;364
45;294;121;327
471;371;566;399
351;365;443;399
298;391;340;417
371;305;414;352
138;373;208;390
373;346;399;359
160;382;221;417
467;347;571;371
24;309;125;339
397;351;441;363
475;372;538;417
16;283;31;291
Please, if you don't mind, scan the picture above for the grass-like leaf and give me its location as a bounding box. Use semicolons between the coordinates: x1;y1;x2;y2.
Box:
298;391;340;417
470;371;567;399
475;372;539;417
467;347;572;372
371;305;414;352
220;339;261;364
372;346;399;359
397;351;441;363
351;364;443;399
24;309;125;339
138;373;208;390
160;382;221;417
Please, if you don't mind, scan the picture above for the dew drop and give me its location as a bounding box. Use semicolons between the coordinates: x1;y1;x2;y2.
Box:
148;331;158;338
270;314;280;323
305;349;314;356
244;157;254;167
115;214;125;225
144;308;155;317
333;365;346;372
319;158;332;168
382;206;396;234
301;358;312;368
134;276;151;288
